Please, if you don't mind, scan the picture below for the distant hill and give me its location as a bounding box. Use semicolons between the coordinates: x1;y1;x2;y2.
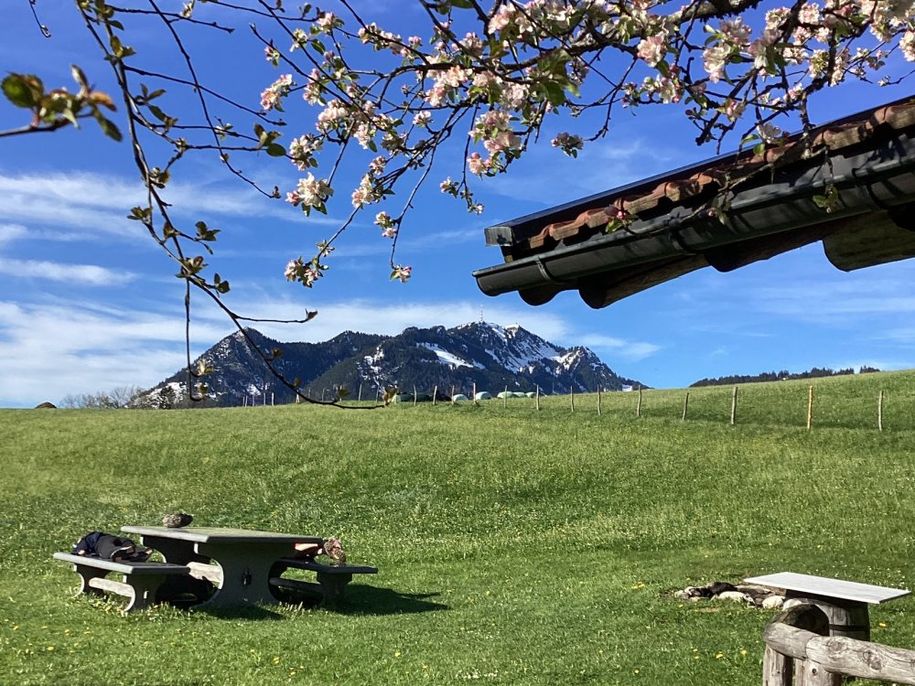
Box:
690;365;881;388
137;322;642;407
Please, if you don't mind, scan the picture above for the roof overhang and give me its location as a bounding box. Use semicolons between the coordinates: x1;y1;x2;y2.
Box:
473;97;915;308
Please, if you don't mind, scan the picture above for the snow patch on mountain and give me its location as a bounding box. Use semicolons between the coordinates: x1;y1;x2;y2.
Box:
419;343;478;369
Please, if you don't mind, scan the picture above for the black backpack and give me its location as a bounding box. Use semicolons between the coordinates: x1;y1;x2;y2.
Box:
72;531;151;562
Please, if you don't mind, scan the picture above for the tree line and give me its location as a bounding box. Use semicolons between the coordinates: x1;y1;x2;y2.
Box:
690;366;881;388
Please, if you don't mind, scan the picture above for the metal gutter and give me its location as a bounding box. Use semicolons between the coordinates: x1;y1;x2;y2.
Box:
473;129;915;306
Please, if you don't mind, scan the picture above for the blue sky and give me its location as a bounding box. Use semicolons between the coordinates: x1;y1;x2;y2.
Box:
1;2;914;407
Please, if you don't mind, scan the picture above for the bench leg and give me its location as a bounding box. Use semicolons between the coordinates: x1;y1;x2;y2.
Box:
75;567;108;597
316;572;352;605
124;577;162;613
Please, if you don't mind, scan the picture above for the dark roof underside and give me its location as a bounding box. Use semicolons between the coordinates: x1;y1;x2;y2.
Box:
473;97;915;308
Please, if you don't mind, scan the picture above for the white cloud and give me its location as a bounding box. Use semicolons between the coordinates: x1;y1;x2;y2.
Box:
481;137;680;204
578;333;661;361
197;296;571;343
0;224;27;244
0;170;343;244
0;257;133;286
0;299;228;406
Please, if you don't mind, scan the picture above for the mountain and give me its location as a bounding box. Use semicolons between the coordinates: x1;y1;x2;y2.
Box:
136;322;642;407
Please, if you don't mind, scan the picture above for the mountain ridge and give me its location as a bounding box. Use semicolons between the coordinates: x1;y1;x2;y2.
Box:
138;322;642;407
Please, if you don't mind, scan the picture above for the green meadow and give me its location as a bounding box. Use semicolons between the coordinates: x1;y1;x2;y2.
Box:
2;371;915;685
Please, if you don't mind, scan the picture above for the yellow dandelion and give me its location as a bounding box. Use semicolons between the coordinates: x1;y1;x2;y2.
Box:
715;652;724;659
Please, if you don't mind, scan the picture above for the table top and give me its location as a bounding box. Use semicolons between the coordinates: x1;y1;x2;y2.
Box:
122;526;324;545
744;572;910;605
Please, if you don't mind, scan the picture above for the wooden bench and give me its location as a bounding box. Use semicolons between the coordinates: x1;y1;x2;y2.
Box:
270;557;377;604
53;552;190;612
745;571;910;641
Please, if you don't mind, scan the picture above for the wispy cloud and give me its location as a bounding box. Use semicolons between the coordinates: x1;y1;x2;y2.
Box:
196;296;571;343
0;224;27;244
0;258;134;286
0;171;343;244
578;333;661;361
481;137;681;205
0;299;229;406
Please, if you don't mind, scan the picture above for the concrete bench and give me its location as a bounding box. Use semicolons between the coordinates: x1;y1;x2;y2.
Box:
53;552;190;612
270;557;377;604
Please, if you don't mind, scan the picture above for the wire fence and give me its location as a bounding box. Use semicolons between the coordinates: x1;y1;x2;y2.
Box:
308;374;915;432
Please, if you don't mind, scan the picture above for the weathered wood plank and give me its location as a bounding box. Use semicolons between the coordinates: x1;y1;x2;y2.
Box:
794;659;841;685
805;636;915;685
763;645;792;686
764;604;830;659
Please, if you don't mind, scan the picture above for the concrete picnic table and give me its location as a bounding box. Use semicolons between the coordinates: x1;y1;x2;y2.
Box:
121;526;324;608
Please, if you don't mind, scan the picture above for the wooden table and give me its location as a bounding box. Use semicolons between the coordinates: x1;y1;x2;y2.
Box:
122;526;323;608
745;572;910;640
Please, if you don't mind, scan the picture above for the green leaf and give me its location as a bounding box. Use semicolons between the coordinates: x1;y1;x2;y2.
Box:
96;115;123;141
266;143;286;157
148;104;169;123
70;65;90;91
2;74;41;108
541;81;566;107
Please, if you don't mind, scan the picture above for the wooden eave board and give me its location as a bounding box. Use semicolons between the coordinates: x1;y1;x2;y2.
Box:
744;572;910;604
122;525;323;545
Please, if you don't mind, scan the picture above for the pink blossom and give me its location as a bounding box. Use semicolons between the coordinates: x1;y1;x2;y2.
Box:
259;74;293;111
903;30;915;61
467;152;487;175
637;33;667;67
391;265;412;283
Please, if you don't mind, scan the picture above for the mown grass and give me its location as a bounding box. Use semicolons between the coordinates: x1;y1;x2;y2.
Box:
2;371;915;684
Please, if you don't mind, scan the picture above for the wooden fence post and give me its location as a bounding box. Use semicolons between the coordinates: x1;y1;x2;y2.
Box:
807;385;814;431
597;387;602;416
535;385;540;411
321;388;327;402
473;382;477;406
433;385;438;406
357;383;363;402
413;384;417;407
682;391;689;421
636;386;642;418
570;388;575;413
878;390;885;431
503;386;508;408
730;385;738;426
451;385;455;406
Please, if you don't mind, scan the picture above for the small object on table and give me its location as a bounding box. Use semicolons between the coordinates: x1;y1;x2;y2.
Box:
323;537;347;566
162;512;194;528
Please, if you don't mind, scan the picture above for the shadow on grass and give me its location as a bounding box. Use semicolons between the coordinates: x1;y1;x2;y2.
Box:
273;585;449;616
337;585;449;615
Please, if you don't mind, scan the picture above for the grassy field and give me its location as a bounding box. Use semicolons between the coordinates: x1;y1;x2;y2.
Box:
2;371;915;684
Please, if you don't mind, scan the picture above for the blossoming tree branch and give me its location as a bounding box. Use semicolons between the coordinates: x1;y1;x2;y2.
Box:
5;0;914;403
